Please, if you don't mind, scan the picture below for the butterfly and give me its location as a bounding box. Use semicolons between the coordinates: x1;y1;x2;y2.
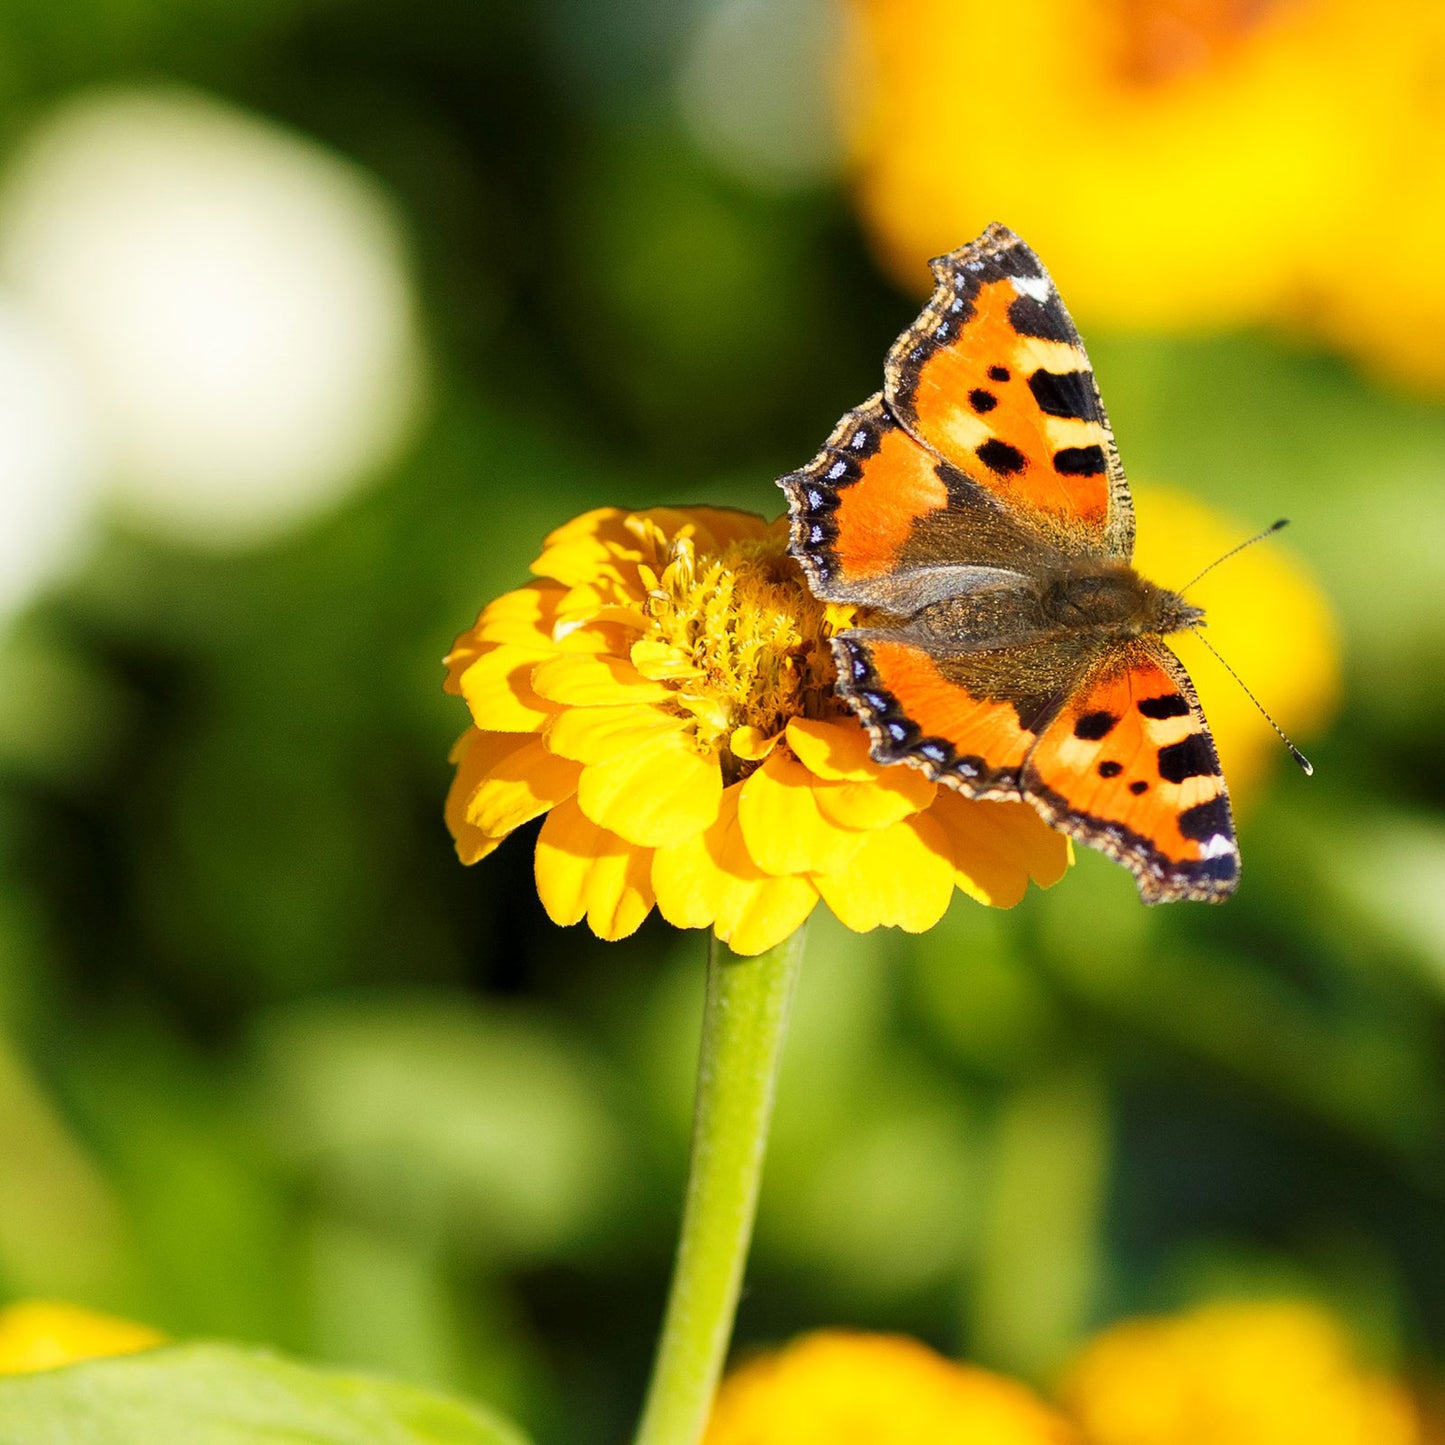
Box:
780;222;1238;902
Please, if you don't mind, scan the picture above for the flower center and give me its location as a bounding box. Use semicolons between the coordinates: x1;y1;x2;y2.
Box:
1106;0;1291;87
630;519;843;774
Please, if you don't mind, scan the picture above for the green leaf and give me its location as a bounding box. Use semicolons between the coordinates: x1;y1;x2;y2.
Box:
0;1342;534;1445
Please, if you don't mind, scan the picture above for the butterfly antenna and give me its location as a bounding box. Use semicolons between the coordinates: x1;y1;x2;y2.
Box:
1187;627;1313;776
1180;518;1290;594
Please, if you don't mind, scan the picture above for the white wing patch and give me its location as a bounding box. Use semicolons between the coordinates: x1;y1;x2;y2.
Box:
1008;273;1052;303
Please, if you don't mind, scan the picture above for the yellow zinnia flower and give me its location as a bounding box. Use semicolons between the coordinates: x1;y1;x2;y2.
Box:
704;1330;1079;1444
444;506;1069;956
849;0;1445;390
0;1300;164;1375
1058;1300;1422;1445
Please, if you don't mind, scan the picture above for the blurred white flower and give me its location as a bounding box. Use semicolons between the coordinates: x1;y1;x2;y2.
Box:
0;87;426;548
0;298;102;619
677;0;860;192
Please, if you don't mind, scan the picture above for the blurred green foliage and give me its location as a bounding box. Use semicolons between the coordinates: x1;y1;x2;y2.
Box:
0;3;1441;1444
0;1341;532;1443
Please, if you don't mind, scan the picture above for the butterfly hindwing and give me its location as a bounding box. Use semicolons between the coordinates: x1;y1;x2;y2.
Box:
1022;642;1238;902
831;628;1089;798
885;223;1133;560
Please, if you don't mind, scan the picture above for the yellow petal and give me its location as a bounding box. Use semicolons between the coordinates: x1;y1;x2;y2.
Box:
0;1301;165;1375
534;798;655;940
531;653;673;707
652;786;817;953
578;731;723;848
652;823;724;930
466;733;581;836
815;811;955;934
545;704;688;764
677;506;771;554
529;506;635;585
737;747;868;876
456;645;556;732
715;872;818;957
929;790;1071;907
632;638;705;682
729;725;780;762
445;730;527;863
813;766;936;830
785;716;882;781
474;582;568;647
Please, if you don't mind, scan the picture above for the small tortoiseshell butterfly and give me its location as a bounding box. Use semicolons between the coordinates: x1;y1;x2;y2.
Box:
781;223;1239;903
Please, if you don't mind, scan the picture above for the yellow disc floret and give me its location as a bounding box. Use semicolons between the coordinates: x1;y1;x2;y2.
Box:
629;520;841;773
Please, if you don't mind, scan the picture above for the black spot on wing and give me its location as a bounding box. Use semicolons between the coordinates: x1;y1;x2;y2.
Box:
1007;293;1075;343
968;388;998;413
1073;710;1118;741
1053;445;1107;476
1197;851;1239;883
1177;793;1232;843
1026;369;1099;422
975;438;1027;476
1158;733;1220;784
1138;693;1191;719
988;365;1010;382
1097;760;1123;778
1128;779;1149;795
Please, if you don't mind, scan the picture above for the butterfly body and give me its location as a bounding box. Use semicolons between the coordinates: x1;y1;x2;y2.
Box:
781;224;1239;903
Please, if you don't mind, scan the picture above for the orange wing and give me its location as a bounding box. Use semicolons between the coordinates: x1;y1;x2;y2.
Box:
1023;643;1238;902
831;629;1085;798
885;223;1133;560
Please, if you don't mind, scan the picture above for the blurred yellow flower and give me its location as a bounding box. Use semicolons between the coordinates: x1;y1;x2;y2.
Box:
703;1330;1079;1444
1059;1300;1422;1445
849;0;1445;391
0;1300;164;1375
1132;484;1341;803
445;506;1068;956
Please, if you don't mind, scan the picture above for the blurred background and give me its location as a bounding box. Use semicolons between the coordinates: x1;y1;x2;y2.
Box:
0;0;1442;1441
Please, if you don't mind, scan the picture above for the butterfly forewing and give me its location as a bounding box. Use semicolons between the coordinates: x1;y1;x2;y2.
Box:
885;223;1134;561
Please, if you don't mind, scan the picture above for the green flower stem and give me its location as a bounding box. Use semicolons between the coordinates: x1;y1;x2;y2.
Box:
632;925;807;1445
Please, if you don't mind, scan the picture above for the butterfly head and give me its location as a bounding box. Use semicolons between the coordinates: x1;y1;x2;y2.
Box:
1043;562;1204;640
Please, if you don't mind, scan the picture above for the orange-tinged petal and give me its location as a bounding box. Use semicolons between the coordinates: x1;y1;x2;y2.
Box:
737;748;868;876
445;729;529;864
534;797;655;940
786;716;882;781
928;790;1071;906
705;1330;1076;1444
577;731;723;847
456;645;557;732
545;704;688;764
815;811;955;933
813;766;936;830
531;653;674;707
466;734;581;836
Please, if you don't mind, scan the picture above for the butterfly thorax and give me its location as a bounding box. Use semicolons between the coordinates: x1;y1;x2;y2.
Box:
1040;560;1204;639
